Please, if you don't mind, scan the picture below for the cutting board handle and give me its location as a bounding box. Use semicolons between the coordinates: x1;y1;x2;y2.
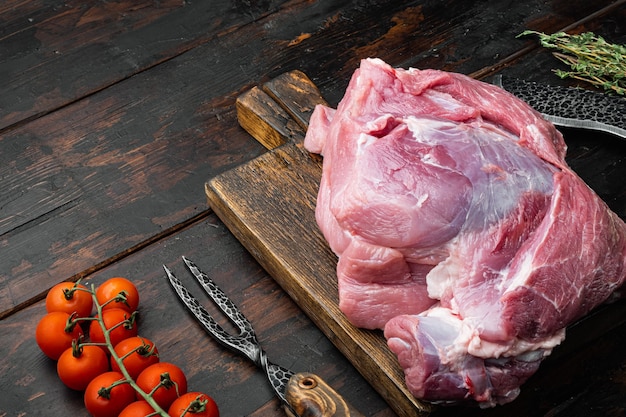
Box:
236;70;328;150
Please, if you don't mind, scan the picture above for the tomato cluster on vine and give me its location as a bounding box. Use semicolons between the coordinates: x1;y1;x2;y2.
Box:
36;277;219;417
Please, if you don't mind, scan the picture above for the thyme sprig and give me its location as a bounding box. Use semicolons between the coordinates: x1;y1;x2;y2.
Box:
519;30;626;95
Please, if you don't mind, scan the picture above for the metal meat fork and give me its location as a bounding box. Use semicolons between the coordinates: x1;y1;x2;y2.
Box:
163;256;364;417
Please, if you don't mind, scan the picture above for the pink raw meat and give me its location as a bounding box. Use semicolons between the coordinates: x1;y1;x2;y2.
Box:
303;58;626;407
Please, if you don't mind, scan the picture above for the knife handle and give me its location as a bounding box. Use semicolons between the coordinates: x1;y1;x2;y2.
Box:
285;372;365;417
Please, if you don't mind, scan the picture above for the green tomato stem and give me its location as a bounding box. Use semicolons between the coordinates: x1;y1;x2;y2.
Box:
118;339;158;362
64;312;81;333
89;284;169;416
100;290;131;309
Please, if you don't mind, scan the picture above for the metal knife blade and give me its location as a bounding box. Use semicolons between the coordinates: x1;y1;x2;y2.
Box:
492;74;626;140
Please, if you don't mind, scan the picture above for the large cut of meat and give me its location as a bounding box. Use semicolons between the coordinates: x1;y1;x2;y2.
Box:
303;58;626;407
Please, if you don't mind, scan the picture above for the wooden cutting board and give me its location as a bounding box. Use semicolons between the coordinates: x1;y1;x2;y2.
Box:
205;71;626;416
205;71;433;416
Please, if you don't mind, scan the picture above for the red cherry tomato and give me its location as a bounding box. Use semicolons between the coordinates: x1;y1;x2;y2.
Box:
111;336;159;379
46;281;93;318
89;308;138;349
57;344;110;390
118;400;156;417
168;392;220;417
96;277;139;313
136;362;188;409
84;371;135;417
35;311;84;360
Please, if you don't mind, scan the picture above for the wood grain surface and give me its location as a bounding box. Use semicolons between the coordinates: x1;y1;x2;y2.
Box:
1;0;626;416
1;0;622;317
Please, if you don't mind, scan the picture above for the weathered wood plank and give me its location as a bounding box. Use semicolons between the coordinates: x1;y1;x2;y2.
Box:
0;0;287;131
267;0;625;105
1;0;622;321
0;0;620;316
1;1;626;416
1;0;623;381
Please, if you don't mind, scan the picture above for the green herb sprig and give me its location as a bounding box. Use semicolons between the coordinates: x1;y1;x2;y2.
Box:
519;30;626;95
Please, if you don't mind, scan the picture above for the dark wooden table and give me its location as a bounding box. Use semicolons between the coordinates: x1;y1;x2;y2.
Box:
1;1;625;416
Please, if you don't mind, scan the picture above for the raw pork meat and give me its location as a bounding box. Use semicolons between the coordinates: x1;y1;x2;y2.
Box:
303;58;626;407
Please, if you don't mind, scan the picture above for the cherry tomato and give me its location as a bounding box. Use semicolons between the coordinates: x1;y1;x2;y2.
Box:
35;311;84;360
111;336;159;379
118;400;156;417
57;344;110;390
136;362;188;409
84;371;136;417
96;277;139;313
89;308;138;349
168;392;220;417
46;281;93;318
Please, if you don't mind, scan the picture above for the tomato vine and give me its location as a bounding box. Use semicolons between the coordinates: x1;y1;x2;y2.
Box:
37;278;219;417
